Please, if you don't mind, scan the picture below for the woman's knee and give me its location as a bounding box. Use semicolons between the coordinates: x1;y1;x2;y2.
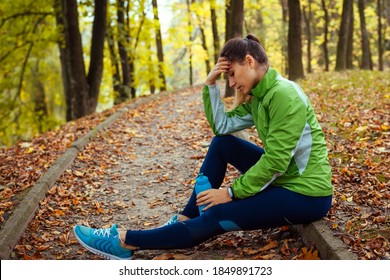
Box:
209;135;237;152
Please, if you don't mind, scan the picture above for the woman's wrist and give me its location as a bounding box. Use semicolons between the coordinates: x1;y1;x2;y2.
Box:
205;79;216;86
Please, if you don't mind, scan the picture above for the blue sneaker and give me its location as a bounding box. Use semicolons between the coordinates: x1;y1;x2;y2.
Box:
162;214;179;226
73;224;133;260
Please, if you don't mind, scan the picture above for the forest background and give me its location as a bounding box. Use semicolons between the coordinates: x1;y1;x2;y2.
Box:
0;0;389;148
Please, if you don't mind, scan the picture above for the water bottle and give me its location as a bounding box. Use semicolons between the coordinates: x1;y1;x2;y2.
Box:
195;173;212;215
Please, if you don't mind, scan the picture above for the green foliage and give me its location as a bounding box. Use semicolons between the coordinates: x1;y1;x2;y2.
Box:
0;0;64;147
131;1;161;94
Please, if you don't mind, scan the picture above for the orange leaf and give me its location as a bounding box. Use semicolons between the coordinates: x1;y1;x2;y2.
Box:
373;216;387;224
52;209;65;216
242;248;262;255
281;240;291;256
280;226;290;231
297;246;320;260
72;198;80;205
262;240;278;251
59;232;70;244
36;244;51;251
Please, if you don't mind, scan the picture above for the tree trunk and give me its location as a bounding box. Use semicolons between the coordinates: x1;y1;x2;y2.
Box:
129;57;136;99
210;0;220;64
106;23;121;99
225;0;244;41
186;0;193;86
54;0;71;120
280;0;289;74
225;0;244;97
302;1;312;73
86;0;107;114
56;0;89;121
346;3;354;69
148;40;156;94
335;0;353;70
385;0;390;69
321;0;330;71
31;59;48;133
377;0;384;71
358;0;373;69
288;0;304;81
55;0;107;120
116;0;131;103
152;0;167;91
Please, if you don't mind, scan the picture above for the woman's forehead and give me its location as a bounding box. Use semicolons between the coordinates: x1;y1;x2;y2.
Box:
229;61;244;71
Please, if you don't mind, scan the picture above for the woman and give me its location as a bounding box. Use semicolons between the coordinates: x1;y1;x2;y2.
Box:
73;34;333;260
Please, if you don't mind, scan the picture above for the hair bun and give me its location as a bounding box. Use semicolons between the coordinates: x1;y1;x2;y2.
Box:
246;34;260;44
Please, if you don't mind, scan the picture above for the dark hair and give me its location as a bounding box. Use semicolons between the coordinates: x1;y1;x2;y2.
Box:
220;34;268;66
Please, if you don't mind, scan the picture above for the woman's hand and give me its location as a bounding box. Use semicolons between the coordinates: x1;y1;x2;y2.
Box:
205;57;230;86
196;188;232;212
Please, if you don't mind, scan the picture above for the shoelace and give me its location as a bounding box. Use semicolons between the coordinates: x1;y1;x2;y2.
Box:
164;215;178;226
93;228;111;238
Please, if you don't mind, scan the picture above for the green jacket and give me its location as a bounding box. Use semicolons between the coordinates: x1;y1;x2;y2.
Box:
202;67;333;199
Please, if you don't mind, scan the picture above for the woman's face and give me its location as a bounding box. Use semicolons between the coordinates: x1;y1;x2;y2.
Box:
226;56;259;95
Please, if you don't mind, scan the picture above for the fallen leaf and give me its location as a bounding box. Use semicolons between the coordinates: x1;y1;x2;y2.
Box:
297;246;320;260
261;240;278;251
36;244;51;251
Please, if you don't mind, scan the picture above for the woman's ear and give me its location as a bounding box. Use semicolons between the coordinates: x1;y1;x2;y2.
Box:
245;55;255;69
